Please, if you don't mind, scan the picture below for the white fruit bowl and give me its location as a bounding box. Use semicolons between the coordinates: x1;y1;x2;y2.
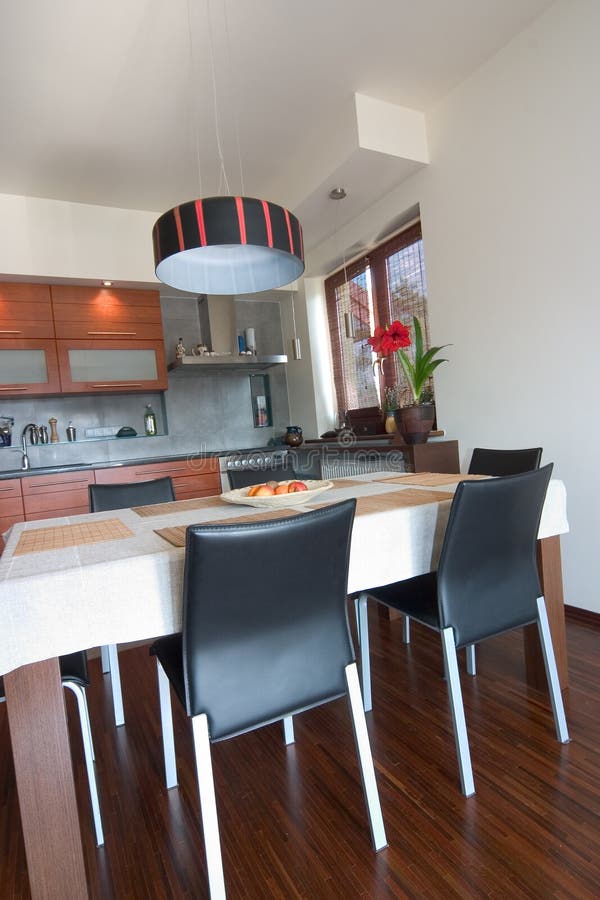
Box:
220;479;334;508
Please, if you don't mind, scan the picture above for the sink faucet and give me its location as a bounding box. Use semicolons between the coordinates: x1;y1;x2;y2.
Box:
17;423;39;471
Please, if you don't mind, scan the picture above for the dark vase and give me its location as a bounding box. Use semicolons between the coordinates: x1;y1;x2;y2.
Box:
393;405;435;445
284;425;303;447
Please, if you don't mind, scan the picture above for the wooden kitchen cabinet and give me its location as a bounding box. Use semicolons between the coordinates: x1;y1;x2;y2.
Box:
0;283;55;339
56;339;167;393
51;286;163;342
22;470;96;521
94;457;220;500
0;478;24;548
0;284;61;397
0;338;61;397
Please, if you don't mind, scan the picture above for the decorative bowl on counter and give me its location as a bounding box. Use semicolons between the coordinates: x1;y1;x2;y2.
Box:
220;479;333;509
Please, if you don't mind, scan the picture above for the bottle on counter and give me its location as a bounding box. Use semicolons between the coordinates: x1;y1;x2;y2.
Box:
144;404;157;436
66;421;76;441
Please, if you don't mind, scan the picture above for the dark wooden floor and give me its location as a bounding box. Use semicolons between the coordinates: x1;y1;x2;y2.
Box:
1;606;600;899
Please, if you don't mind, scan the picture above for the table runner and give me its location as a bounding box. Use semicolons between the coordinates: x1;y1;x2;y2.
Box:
382;473;488;487
311;488;453;515
132;495;225;518
13;518;133;556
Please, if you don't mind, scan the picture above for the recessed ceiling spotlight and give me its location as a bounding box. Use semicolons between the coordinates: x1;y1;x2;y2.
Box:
329;187;347;200
101;280;113;287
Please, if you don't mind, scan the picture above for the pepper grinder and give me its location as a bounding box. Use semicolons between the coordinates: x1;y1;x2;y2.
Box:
48;417;59;443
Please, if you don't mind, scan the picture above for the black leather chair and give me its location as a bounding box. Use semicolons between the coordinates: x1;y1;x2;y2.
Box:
357;465;568;797
1;652;104;846
227;459;295;489
401;445;544;661
89;477;175;726
468;446;542;476
287;447;323;480
150;500;386;898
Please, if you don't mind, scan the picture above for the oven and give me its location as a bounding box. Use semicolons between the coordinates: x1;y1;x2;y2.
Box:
218;448;289;491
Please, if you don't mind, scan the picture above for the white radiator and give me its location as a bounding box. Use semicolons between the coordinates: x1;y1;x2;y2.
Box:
321;451;406;480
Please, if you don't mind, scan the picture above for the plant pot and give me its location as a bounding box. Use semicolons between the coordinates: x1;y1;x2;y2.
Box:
394;405;435;445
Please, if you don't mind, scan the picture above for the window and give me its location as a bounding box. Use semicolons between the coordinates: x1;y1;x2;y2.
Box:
325;221;431;414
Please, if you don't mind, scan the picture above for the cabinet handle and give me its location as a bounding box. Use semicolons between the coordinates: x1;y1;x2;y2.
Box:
0;386;27;391
91;382;144;388
87;331;137;336
0;329;22;334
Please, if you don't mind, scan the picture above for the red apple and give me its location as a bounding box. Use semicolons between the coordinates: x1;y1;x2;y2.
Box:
287;480;308;492
253;484;275;496
274;483;290;494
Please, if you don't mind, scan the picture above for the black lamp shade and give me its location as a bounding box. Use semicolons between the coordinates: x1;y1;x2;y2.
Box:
153;196;305;294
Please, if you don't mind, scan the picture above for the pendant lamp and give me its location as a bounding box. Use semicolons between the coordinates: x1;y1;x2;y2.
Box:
153;196;304;295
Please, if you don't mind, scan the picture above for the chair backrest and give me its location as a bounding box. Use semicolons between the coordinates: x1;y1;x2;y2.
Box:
287;447;323;480
181;499;357;740
89;476;175;512
227;460;295;490
468;447;542;476
437;464;553;647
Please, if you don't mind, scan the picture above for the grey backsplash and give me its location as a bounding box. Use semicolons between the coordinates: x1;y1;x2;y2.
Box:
0;298;291;473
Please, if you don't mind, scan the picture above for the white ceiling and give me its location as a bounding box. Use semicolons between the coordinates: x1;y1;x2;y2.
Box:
0;0;552;271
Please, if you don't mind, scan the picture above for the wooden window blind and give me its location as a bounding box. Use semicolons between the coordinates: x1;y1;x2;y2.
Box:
325;221;431;413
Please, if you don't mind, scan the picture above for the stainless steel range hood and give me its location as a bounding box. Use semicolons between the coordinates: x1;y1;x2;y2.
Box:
167;295;287;374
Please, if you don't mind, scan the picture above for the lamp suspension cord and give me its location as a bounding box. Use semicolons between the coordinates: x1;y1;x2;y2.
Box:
186;0;203;196
223;0;245;195
206;0;231;195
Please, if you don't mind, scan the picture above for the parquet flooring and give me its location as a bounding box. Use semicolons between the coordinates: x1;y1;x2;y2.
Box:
1;607;599;898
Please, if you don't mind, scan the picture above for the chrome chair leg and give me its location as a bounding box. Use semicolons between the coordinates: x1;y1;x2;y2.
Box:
344;663;387;851
107;642;124;727
402;616;411;644
536;596;570;743
100;644;111;674
441;627;475;797
282;715;295;745
156;661;178;789
63;681;104;847
192;713;226;900
465;643;476;676
355;593;372;712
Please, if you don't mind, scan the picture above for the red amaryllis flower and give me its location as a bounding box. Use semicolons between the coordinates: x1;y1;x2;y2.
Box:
367;325;387;354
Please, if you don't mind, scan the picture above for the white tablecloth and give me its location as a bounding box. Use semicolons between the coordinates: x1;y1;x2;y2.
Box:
0;473;568;676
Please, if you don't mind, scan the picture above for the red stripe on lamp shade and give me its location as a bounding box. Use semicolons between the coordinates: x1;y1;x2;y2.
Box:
173;207;185;250
194;199;207;245
284;208;294;252
235;197;247;244
261;200;274;247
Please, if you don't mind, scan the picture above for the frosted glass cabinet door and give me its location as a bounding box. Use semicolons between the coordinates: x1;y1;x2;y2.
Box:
0;340;61;395
56;339;168;393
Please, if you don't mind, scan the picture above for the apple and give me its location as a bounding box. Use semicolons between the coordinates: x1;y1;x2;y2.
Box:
287;480;308;492
253;484;275;496
274;483;290;494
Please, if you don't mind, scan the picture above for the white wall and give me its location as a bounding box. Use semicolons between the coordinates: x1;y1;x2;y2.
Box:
311;0;599;611
0;193;157;283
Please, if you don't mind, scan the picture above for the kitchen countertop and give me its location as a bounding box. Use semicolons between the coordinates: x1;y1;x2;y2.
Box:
0;445;287;480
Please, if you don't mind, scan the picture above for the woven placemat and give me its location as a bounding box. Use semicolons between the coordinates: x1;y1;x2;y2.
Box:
309;488;453;515
154;507;302;547
331;478;367;489
381;473;488;487
14;518;134;556
133;495;226;518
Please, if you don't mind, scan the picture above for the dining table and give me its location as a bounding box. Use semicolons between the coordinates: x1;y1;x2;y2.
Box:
0;470;569;899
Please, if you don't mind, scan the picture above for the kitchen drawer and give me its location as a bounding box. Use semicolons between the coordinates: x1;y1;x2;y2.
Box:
22;470;96;520
0;479;25;537
94;458;221;499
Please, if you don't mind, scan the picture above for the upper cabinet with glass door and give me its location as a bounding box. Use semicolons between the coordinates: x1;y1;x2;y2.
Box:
0;284;61;396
